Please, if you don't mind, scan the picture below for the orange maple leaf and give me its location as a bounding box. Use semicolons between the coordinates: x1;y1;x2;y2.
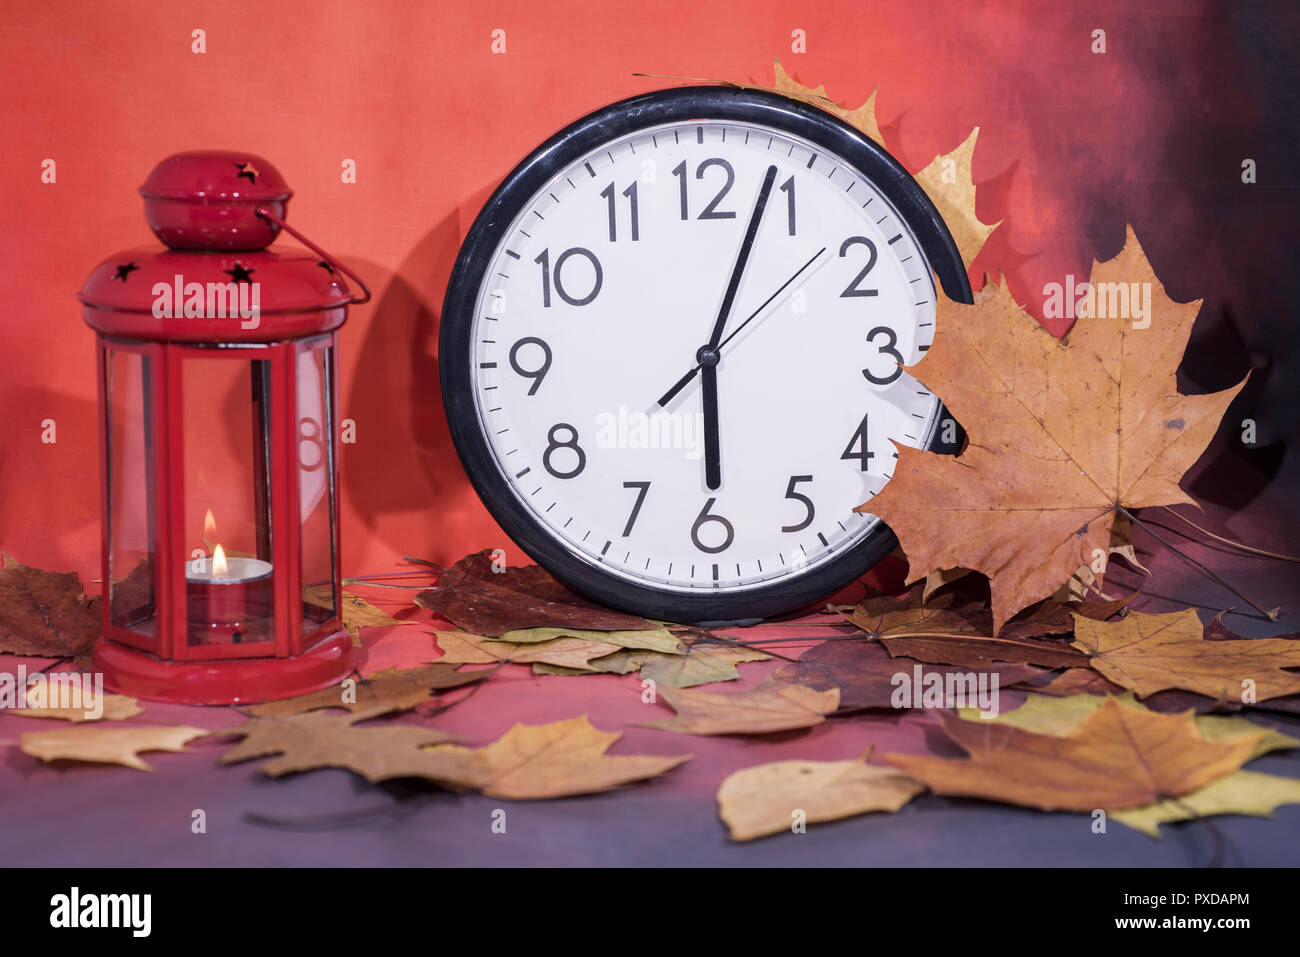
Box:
883;697;1263;812
863;227;1247;630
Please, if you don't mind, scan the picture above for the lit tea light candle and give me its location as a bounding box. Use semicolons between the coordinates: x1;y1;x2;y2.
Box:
186;517;273;646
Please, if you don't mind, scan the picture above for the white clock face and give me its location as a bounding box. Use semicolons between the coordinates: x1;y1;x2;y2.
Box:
467;118;941;595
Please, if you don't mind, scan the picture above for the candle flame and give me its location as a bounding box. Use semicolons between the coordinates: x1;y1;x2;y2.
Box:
204;508;217;539
212;543;229;578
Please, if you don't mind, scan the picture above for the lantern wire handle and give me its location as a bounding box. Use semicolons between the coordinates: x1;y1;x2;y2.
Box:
254;207;372;305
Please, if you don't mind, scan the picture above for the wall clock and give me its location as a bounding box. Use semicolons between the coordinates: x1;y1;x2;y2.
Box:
441;86;972;623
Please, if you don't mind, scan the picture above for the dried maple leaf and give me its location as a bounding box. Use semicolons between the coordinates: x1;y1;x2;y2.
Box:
1017;667;1126;698
915;129;1000;269
1072;608;1300;703
638;641;770;688
220;707;477;784
1112;770;1300;838
414;549;652;635
306;586;410;645
0;554;100;658
953;691;1300;837
19;685;143;723
249;664;488;718
638;679;839;736
767;59;883;146
1053;511;1148;602
432;629;621;671
957;691;1298;760
717;754;923;841
21;724;207;770
864;229;1248;630
427;716;690;799
883;698;1263;812
841;586;982;637
494;625;680;655
773;639;1041;712
880;632;1089;670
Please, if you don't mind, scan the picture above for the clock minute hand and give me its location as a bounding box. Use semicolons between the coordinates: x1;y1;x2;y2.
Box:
704;164;779;351
655;245;827;408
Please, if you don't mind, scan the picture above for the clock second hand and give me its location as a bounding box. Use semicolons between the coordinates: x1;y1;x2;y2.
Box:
654;244;828;409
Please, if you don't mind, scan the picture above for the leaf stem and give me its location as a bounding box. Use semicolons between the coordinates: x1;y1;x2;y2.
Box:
1120;507;1280;621
1160;506;1300;563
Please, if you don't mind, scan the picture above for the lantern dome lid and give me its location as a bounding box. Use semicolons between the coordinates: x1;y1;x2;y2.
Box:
140;151;294;251
140;150;292;203
78;245;353;342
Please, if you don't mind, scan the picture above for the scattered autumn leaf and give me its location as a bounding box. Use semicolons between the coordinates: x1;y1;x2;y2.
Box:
249;664;488;718
772;638;1041;712
494;625;680;655
880;632;1089;670
864;229;1248;631
432;629;621;671
957;691;1298;760
414;550;652;635
1072;608;1300;703
1016;667;1125;698
1112;771;1300;838
883;698;1263;812
21;724;207;771
638;641;770;688
220;707;476;784
1053;511;1148;602
915;128;1000;269
306;586;410;645
718;754;923;841
638;679;839;736
0;554;100;658
427;716;689;799
19;684;143;722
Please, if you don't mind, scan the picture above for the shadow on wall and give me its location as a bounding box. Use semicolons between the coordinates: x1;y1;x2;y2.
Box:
342;204;514;568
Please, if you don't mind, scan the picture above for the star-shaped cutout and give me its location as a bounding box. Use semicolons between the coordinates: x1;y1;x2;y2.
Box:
224;263;256;283
235;161;260;184
111;262;139;282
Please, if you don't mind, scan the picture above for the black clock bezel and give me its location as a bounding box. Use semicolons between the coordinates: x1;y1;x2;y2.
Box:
441;86;973;623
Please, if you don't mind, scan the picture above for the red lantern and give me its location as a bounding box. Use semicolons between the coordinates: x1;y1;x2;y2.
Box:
78;151;369;705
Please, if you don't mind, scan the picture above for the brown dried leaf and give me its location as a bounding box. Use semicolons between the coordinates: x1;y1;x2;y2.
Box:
0;554;100;658
432;629;621;671
768;59;883;146
773;639;1042;711
306;586;410;644
414;549;652;636
220;707;476;784
427;716;690;799
865;229;1248;630
21;724;207;770
19;684;143;723
249;663;488;718
639;679;839;736
718;754;923;841
915;128;1000;268
638;642;770;688
1072;608;1300;703
883;698;1263;811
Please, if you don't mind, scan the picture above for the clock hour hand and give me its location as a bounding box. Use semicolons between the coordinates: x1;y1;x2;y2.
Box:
655;245;827;408
701;353;721;490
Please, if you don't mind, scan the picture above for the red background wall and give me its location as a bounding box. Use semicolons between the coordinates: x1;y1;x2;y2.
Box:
2;0;1293;582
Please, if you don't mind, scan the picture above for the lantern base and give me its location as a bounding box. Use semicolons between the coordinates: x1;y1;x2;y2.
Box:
93;630;354;706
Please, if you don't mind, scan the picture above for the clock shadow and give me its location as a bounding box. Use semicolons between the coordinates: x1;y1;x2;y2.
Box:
341;199;515;567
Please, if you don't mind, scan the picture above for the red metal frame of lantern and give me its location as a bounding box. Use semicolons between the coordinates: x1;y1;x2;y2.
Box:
78;151;369;705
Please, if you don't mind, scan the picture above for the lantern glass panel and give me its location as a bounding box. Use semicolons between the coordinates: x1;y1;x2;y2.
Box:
296;342;338;637
181;352;275;650
105;347;157;637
